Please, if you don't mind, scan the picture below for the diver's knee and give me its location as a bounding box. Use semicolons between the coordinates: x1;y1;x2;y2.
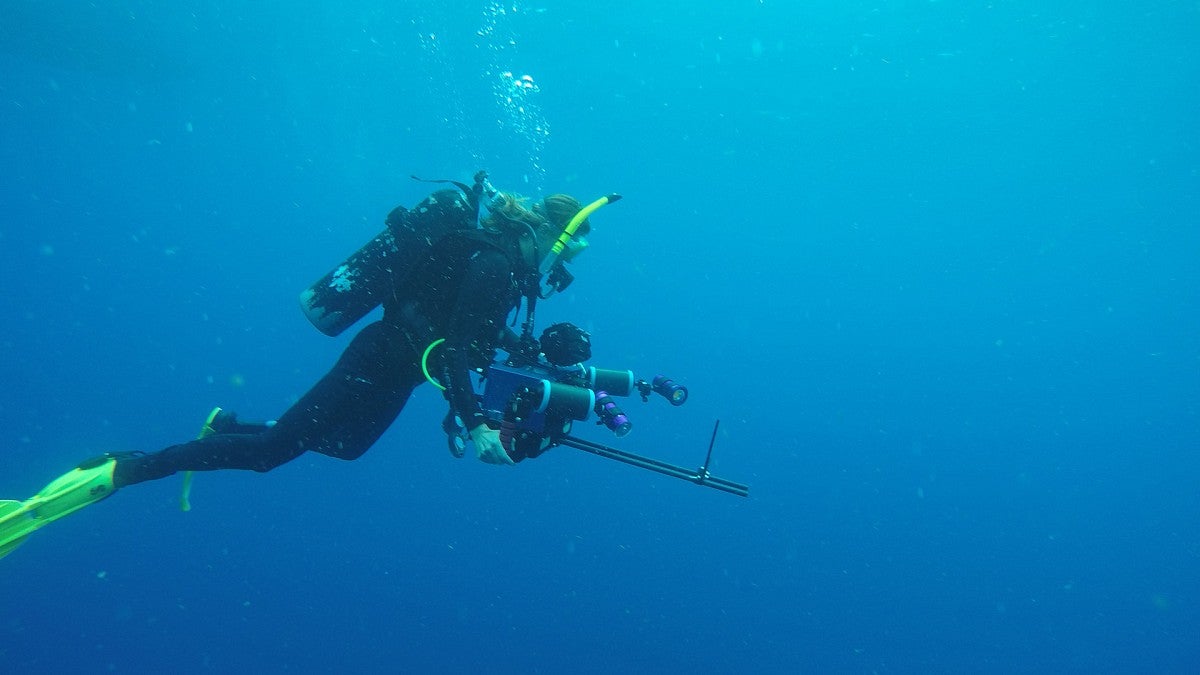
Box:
249;446;306;473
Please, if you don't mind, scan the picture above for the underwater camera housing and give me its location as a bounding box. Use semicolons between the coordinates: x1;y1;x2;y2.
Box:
466;354;748;497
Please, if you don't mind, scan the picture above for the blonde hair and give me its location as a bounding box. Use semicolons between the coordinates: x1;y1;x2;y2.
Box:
482;191;550;234
482;191;588;247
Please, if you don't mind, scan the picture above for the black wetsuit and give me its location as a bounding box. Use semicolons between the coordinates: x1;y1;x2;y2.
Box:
114;190;532;488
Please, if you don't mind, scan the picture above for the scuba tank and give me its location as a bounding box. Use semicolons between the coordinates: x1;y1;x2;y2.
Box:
299;173;497;337
299;216;397;337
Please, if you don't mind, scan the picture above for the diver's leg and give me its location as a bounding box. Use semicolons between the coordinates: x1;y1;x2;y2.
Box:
2;322;423;557
113;321;420;487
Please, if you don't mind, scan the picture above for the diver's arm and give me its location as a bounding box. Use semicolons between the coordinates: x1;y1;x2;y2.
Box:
440;249;517;465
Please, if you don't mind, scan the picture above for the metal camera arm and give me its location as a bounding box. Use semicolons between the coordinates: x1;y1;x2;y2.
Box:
554;420;749;497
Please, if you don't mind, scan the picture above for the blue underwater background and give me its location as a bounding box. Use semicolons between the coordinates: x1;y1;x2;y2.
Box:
1;2;1197;673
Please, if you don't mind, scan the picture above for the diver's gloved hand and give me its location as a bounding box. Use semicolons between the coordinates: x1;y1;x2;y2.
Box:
470;425;515;466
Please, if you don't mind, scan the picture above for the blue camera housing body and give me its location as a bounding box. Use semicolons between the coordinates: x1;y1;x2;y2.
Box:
481;363;553;433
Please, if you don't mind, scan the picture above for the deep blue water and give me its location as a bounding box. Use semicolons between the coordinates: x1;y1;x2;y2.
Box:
1;2;1197;672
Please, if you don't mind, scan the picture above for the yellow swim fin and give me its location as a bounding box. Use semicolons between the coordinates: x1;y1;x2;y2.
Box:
0;457;117;560
179;406;225;512
198;406;225;440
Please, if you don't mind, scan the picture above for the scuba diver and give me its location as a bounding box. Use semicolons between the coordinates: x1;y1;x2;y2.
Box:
0;172;615;559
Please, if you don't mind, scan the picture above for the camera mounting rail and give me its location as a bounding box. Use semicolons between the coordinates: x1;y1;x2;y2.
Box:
553;420;749;497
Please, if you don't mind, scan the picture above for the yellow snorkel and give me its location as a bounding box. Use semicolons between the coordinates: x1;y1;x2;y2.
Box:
539;194;621;275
